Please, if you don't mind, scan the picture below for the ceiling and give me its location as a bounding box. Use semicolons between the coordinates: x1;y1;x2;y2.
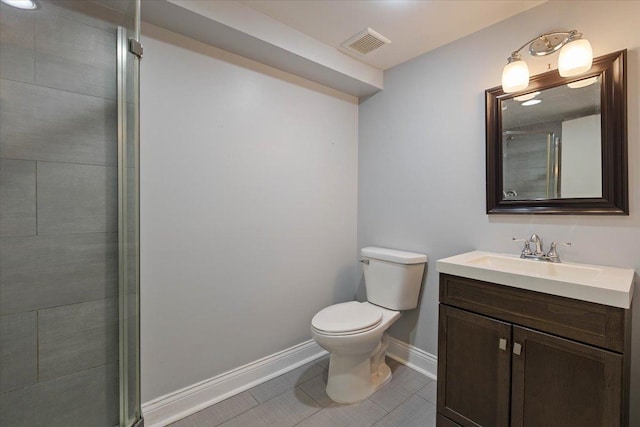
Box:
240;0;546;71
502;77;601;130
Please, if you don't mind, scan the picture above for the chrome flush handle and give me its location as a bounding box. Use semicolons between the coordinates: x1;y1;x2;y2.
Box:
360;259;370;265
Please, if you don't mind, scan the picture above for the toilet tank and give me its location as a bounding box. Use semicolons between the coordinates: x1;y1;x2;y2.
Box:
361;247;427;310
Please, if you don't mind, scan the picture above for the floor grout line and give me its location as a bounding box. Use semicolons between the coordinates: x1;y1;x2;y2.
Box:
290;387;322;427
366;396;389;414
210;395;260;427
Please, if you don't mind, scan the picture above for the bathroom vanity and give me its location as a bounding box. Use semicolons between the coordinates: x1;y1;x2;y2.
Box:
436;252;634;427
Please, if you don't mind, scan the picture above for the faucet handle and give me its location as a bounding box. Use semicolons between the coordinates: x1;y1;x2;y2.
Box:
512;237;532;257
551;242;572;248
547;242;572;262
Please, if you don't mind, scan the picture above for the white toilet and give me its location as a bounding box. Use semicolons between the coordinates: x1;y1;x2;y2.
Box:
311;247;427;404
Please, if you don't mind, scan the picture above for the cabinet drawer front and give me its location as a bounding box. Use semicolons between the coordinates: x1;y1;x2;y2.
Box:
440;274;625;352
511;326;622;427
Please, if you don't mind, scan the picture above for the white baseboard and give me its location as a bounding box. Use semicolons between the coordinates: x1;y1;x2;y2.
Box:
142;337;437;427
141;340;328;427
386;336;438;381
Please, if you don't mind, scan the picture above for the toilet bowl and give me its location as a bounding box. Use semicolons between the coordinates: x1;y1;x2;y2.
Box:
311;301;401;403
311;247;427;404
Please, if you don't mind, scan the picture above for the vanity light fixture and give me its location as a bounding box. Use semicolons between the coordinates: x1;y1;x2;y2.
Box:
0;0;38;9
501;30;593;93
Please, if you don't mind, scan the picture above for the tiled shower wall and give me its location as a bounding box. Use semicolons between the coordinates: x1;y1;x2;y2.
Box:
0;2;120;425
502;121;562;199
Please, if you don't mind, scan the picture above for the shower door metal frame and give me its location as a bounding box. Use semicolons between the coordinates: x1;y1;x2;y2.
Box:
117;5;142;424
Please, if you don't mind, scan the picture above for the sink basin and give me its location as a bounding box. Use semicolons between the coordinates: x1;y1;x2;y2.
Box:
437;251;635;308
466;254;603;282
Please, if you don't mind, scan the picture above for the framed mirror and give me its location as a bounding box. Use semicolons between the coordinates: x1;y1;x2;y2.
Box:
486;50;627;214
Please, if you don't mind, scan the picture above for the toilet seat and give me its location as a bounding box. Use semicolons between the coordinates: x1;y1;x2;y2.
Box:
311;302;382;336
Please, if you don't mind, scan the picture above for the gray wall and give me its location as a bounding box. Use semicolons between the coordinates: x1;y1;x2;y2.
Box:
0;2;122;426
358;1;640;423
140;24;359;402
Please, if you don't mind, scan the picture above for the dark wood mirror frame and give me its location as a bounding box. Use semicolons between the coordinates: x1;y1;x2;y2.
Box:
486;49;627;215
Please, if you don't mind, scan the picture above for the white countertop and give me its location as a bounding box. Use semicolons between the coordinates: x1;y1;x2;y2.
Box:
437;251;635;309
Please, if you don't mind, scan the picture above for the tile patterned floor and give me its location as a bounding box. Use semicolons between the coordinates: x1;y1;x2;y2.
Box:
170;357;437;427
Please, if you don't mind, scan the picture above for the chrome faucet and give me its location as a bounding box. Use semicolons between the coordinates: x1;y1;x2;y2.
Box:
512;235;571;263
528;234;544;256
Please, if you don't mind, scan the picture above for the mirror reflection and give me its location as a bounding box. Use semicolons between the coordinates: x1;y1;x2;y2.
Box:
501;76;601;200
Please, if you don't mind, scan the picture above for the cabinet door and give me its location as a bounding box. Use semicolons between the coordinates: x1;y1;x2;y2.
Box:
437;305;512;427
511;326;623;427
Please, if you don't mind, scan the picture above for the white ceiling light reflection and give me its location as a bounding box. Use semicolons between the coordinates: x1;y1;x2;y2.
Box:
567;76;599;89
1;0;38;9
514;91;541;102
521;99;542;106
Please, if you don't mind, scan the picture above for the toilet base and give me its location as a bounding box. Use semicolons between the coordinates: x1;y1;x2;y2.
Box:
326;360;392;404
370;361;392;392
325;333;392;404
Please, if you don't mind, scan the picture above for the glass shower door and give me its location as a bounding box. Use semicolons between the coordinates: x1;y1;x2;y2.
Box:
0;1;141;426
502;130;560;200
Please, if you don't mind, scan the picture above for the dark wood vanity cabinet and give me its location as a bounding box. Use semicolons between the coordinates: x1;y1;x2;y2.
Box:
438;306;511;426
437;274;632;427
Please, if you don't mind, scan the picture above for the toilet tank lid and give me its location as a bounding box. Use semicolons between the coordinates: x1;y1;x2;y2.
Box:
361;247;427;264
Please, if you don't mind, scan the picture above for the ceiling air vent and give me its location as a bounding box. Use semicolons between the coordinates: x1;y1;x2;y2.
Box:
341;28;391;56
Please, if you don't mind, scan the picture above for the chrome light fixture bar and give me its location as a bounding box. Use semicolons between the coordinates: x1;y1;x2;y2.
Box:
502;30;593;93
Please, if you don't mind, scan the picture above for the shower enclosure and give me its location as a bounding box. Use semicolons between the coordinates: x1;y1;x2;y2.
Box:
0;0;141;426
502;130;561;200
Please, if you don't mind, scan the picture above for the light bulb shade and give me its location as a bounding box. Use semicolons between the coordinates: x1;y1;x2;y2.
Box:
502;58;530;93
558;38;593;77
